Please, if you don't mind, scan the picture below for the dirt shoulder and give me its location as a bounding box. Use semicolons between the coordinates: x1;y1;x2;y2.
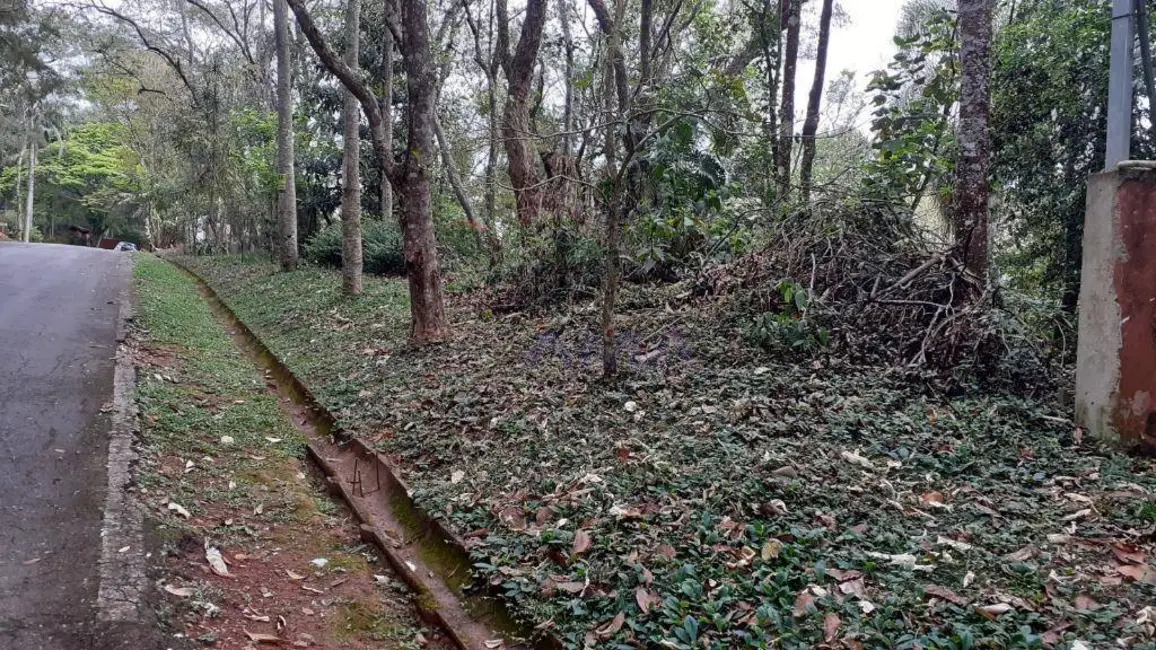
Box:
133;255;450;650
180;254;1156;650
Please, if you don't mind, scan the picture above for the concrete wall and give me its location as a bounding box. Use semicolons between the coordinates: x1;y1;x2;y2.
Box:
1075;166;1156;451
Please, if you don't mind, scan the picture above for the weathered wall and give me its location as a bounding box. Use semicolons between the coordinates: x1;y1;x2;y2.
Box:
1075;166;1156;451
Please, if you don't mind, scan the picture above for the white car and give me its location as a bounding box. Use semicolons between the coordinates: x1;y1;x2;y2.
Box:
114;242;138;252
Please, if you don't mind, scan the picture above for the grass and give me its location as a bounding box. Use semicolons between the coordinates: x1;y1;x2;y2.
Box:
180;254;1156;650
132;254;439;649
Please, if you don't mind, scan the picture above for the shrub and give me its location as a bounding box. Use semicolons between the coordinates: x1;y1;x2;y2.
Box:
304;219;405;276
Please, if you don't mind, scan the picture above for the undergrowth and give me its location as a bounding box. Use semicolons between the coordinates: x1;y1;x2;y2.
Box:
180;253;1156;650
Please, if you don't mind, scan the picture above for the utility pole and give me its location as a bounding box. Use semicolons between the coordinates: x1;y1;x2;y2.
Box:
1106;0;1134;169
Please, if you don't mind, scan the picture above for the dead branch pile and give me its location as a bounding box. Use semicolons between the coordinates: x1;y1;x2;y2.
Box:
701;207;1062;393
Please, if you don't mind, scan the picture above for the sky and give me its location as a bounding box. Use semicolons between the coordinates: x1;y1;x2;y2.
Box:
796;0;908;132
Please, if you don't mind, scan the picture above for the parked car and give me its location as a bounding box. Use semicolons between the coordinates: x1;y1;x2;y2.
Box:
114;242;138;252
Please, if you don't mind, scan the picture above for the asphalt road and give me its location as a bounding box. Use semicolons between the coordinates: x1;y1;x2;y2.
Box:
0;243;159;649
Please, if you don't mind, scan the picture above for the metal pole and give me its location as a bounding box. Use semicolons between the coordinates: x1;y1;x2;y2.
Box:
1107;0;1135;169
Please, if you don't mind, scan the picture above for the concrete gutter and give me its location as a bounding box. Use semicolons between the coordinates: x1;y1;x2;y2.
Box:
167;257;556;650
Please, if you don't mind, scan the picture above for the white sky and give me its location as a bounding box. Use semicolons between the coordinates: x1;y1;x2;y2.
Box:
797;0;907;132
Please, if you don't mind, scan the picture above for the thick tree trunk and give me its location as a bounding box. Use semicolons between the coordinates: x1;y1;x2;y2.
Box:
955;0;992;284
775;0;802;205
799;0;833;204
286;0;448;342
341;0;363;295
23;141;35;242
274;0;299;270
397;0;448;343
498;0;548;227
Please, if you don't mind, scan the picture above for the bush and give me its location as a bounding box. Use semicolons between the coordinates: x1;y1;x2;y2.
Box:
304;219;405;276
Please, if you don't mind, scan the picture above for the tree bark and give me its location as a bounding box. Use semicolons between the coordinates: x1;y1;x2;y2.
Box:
497;0;548;227
379;20;394;220
775;0;802;205
23;140;35;242
285;0;449;343
799;0;833;203
560;0;575;156
341;0;363;295
955;0;992;284
588;0;630;378
274;0;299;270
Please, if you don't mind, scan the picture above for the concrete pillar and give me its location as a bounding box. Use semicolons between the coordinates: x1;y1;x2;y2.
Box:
1075;163;1156;451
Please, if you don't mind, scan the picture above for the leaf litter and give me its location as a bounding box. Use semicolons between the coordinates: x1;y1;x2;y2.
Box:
186;256;1156;649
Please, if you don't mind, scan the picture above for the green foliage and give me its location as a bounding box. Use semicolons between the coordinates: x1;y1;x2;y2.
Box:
990;1;1112;307
630;118;749;278
304;219;405;276
745;280;829;352
861;8;958;209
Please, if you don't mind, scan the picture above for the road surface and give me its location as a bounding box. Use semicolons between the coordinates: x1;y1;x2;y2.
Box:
0;243;159;649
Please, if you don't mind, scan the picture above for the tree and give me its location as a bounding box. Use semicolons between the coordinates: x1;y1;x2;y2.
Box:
285;0;449;343
497;0;548;228
776;0;803;204
799;0;834;203
273;0;298;271
955;0;992;283
340;0;363;295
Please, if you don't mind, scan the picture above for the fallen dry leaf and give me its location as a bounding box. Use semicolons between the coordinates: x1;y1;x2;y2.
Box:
1117;563;1156;584
761;538;783;561
924;584;968;606
163;584;194;598
167;502;191;518
635;587;659;614
243;630;280;643
1111;543;1146;564
285;569;305;581
205;546;229;577
920;491;946;507
977;603;1013;620
792;589;816;618
483;640;504;649
823;613;841;642
595;612;625;640
1073;594;1100;611
841;450;874;470
556;581;585;594
572;529;592;555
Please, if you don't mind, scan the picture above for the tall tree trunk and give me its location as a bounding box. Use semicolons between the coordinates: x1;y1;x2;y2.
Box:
14;144;25;237
759;0;782;207
588;0;630;378
379;25;394;220
274;0;299;270
286;0;449;343
955;0;992;284
341;0;363;295
23;141;35;243
396;0;449;342
560;0;575;157
799;0;833;204
498;0;548;227
775;0;802;205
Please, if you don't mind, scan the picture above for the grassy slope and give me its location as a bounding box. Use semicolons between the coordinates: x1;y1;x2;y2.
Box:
134;255;438;648
181;254;1156;650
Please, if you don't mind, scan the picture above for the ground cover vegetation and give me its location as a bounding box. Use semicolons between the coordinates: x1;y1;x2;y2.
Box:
5;0;1156;646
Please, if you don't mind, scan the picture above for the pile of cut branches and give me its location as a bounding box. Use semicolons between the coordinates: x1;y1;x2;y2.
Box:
703;206;1064;393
